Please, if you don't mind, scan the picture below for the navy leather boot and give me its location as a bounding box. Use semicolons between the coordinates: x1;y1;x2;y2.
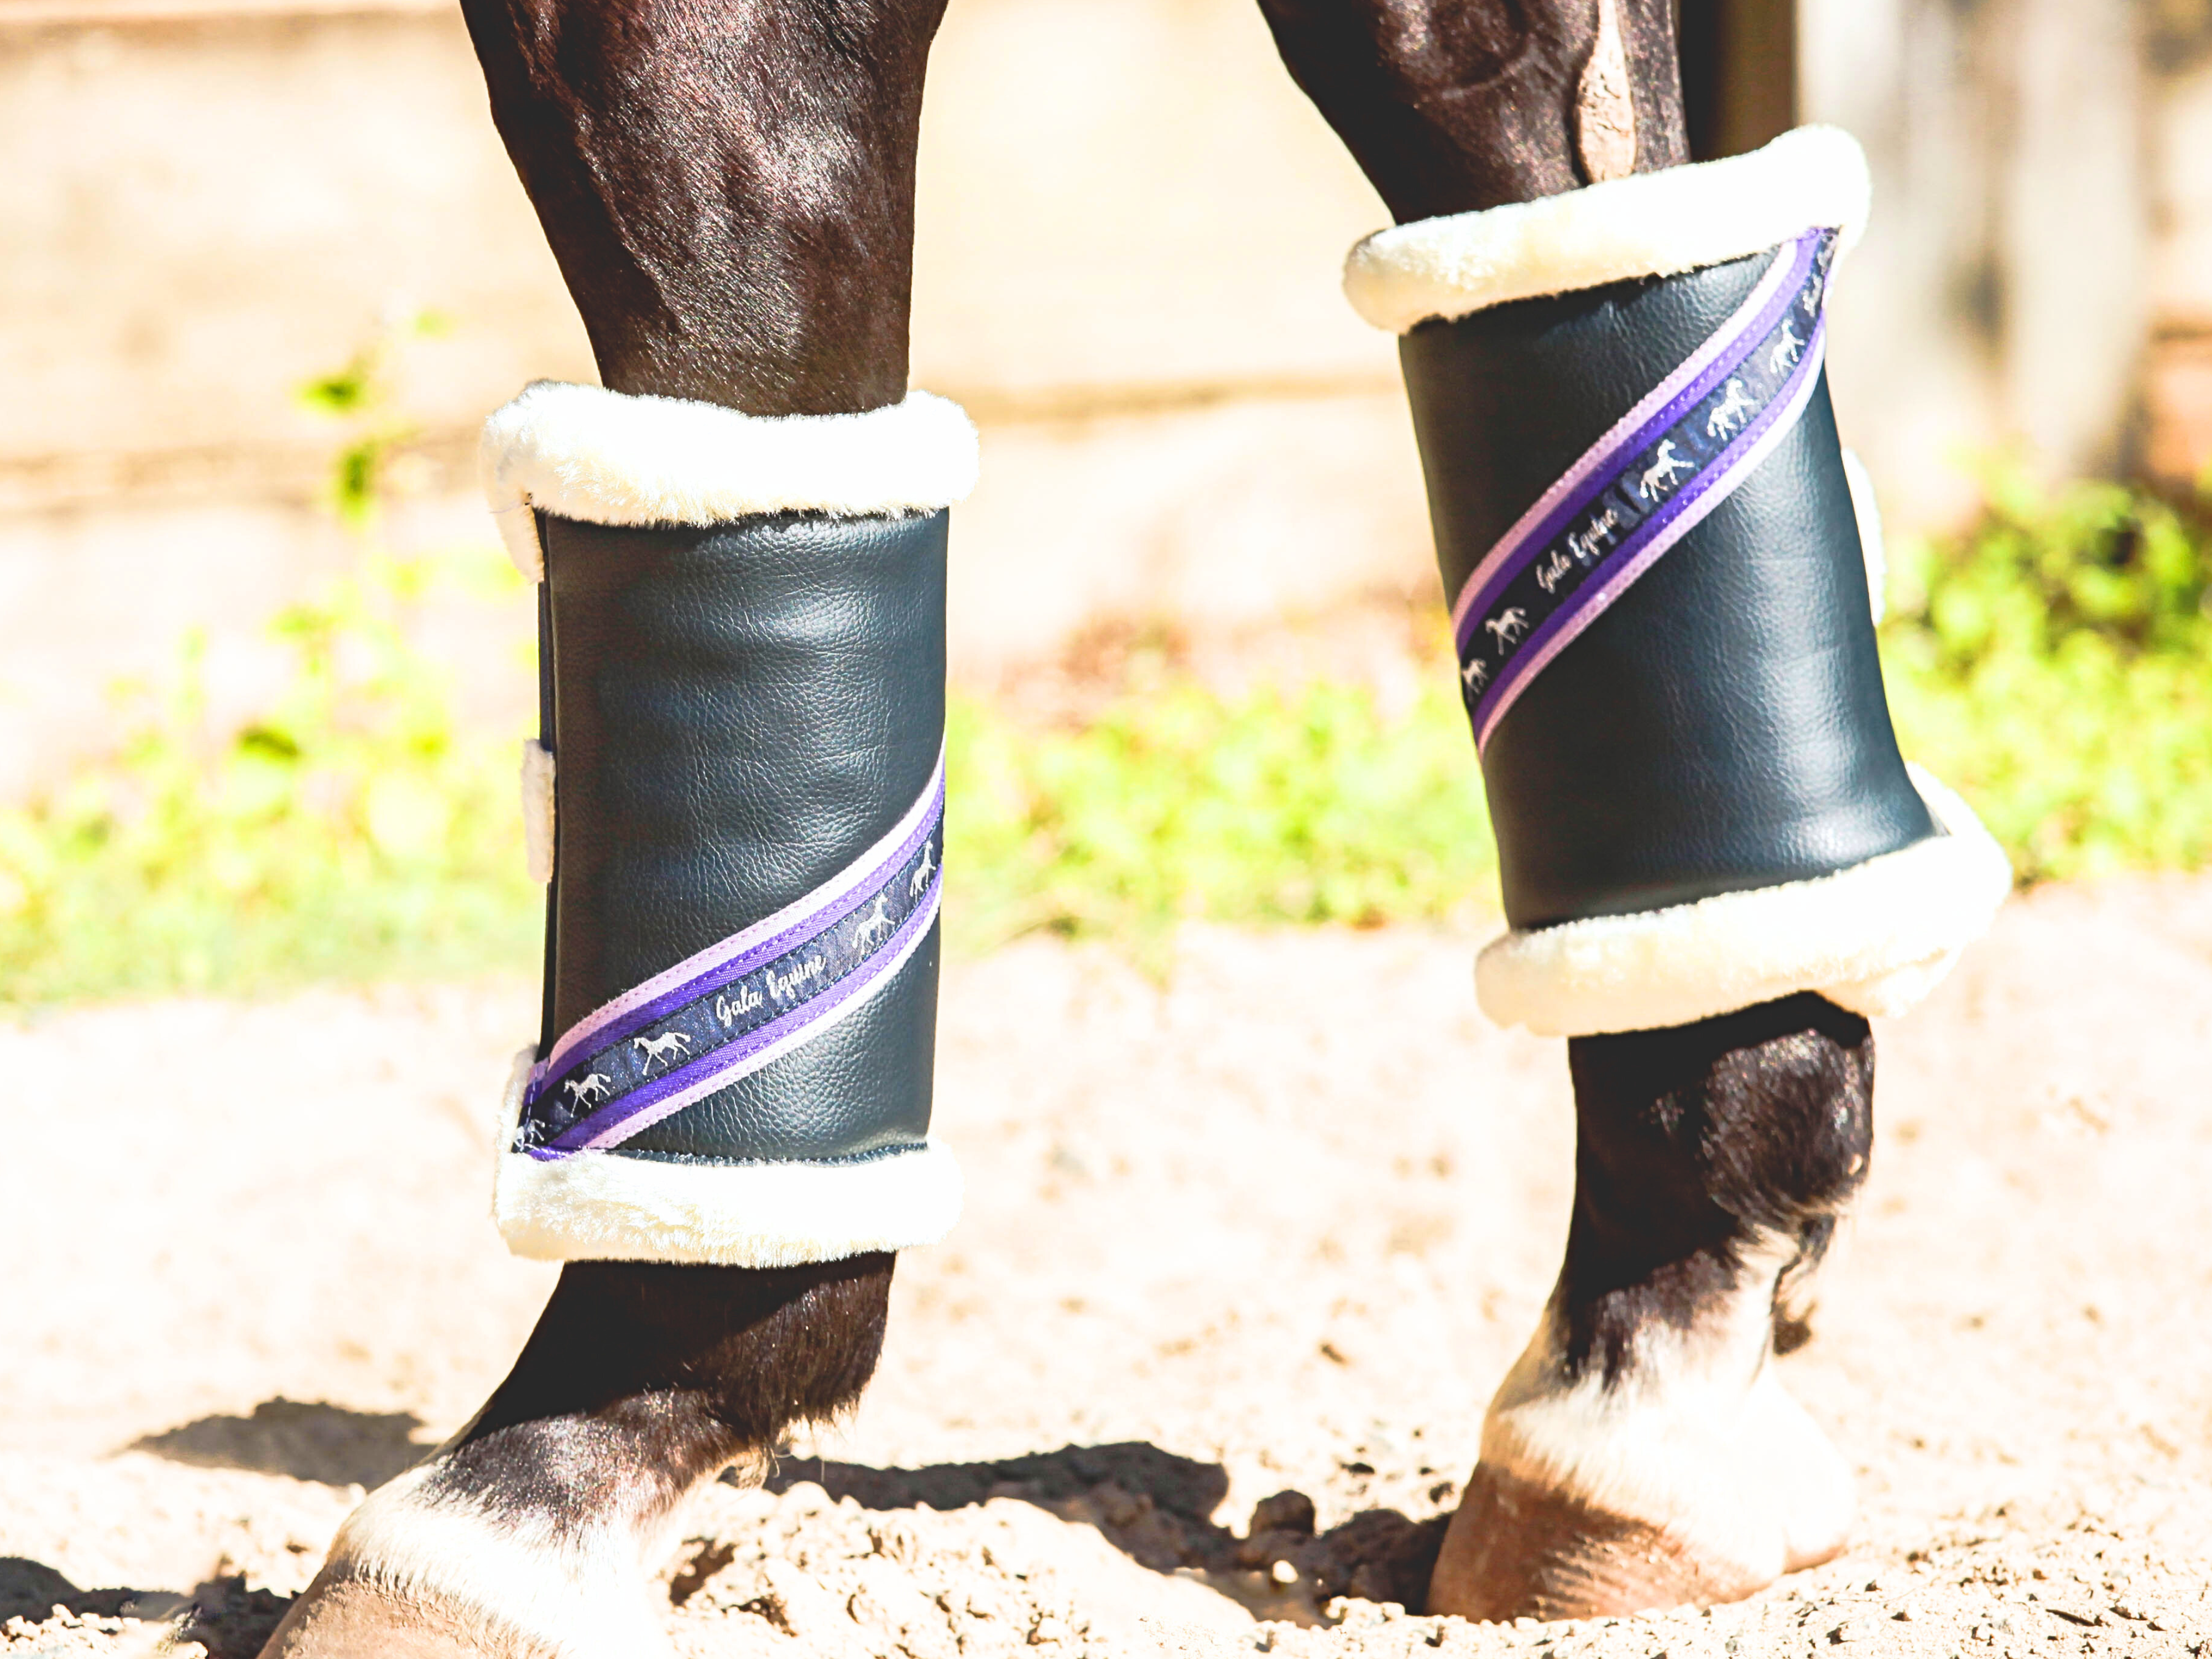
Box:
1345;127;2008;1036
478;382;974;1264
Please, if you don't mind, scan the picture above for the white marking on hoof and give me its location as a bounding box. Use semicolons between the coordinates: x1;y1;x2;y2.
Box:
1434;1234;1853;1619
260;1463;677;1659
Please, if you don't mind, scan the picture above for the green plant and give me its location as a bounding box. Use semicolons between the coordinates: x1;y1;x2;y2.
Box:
945;674;1495;961
0;545;538;1003
1879;463;2212;882
0;320;536;1004
297;310;453;526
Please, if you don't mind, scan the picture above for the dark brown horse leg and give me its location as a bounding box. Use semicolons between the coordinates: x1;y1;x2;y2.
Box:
1259;0;2007;1623
259;4;958;1655
1435;1002;1874;1619
1254;0;1689;220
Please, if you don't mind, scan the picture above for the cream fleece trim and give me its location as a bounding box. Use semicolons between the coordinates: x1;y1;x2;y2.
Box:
491;1050;963;1266
1344;126;1872;333
1475;767;2012;1037
480;384;980;581
1841;447;1886;624
519;740;555;885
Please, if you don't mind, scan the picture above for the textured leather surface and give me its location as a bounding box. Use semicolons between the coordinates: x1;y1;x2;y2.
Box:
1401;254;1936;930
539;510;945;1162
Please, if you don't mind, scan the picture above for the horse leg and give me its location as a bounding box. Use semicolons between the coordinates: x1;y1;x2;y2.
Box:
1438;999;1875;1616
261;1262;896;1656
259;3;963;1653
1257;0;2010;1620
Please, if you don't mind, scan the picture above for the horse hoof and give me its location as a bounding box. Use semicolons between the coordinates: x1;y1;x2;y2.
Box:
1425;1462;1775;1622
254;1466;675;1659
257;1570;540;1659
1425;1365;1853;1623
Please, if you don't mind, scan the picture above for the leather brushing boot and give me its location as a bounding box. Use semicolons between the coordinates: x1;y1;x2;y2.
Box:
480;382;976;1264
1343;126;2010;1037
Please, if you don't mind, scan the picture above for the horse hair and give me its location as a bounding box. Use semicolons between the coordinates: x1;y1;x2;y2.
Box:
1559;995;1875;1386
456;0;950;414
439;0;1717;1525
457;0;1689;415
425;1255;895;1525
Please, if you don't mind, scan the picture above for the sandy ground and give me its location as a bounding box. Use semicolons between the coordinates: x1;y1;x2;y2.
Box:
2;879;2211;1657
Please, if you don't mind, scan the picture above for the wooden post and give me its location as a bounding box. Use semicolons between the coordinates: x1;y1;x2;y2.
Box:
1678;0;1797;162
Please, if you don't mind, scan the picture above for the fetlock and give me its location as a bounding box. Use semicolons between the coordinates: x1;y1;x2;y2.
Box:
1432;999;1866;1620
1330;126;2008;1621
1558;994;1874;1384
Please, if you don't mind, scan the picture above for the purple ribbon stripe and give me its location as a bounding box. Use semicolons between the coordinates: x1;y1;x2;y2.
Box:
515;751;946;1160
1449;229;1839;752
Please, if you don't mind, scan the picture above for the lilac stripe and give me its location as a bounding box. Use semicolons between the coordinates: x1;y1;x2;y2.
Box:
1473;322;1829;750
569;873;942;1154
544;785;937;1083
1450;234;1818;653
530;869;945;1159
539;748;945;1081
1452;235;1814;650
1450;232;1815;646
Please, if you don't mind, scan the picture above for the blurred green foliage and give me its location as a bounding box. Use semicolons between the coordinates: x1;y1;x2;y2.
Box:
1879;465;2212;882
0;408;2205;1004
0;544;540;1003
0;317;539;1004
945;674;1494;963
297;310;453;526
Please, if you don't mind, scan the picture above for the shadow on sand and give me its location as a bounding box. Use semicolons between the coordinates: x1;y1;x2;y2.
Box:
76;1397;439;1652
760;1439;1447;1613
128;1397;434;1490
85;1418;1443;1641
0;1557;287;1658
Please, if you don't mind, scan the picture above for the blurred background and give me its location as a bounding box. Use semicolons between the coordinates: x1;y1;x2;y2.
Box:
1;0;2208;1000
